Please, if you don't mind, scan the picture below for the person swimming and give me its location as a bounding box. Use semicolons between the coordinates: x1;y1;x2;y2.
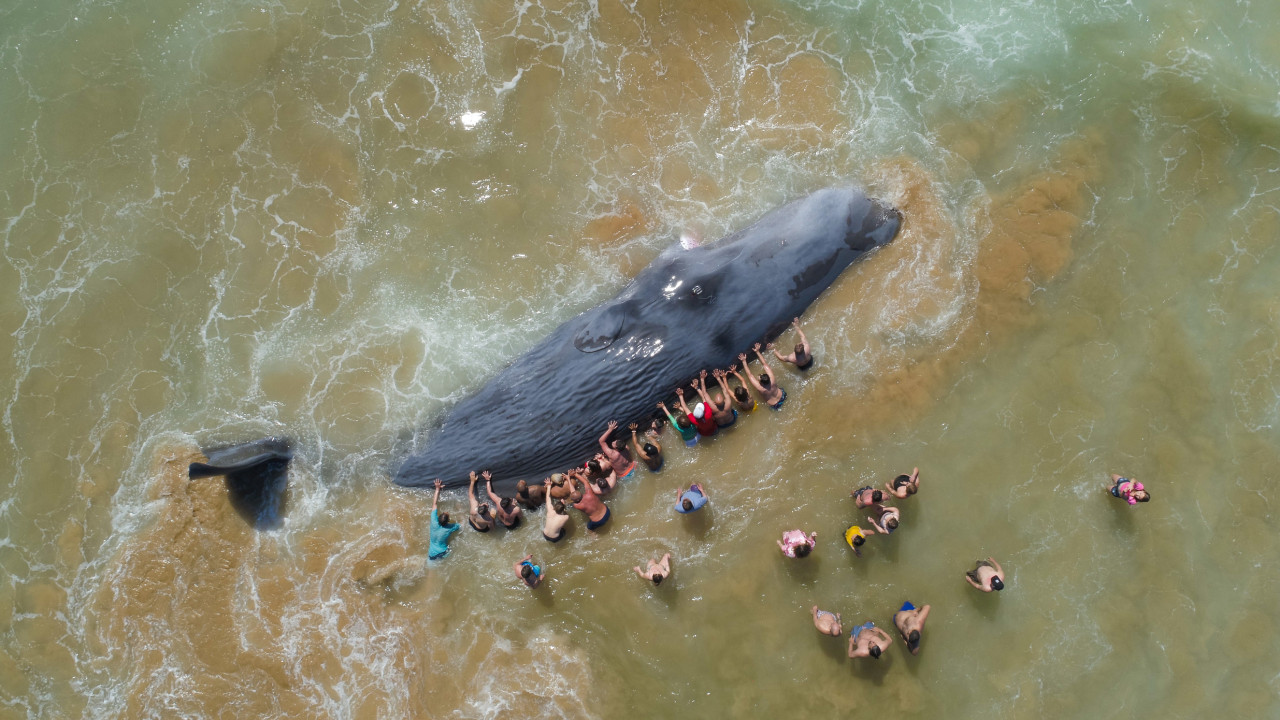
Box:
847;622;893;659
675;483;708;513
893;601;931;655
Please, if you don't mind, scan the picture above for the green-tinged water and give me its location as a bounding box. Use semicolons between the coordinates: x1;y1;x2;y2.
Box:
2;0;1278;717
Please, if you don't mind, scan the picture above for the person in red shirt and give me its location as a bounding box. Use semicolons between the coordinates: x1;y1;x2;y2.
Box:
675;387;717;436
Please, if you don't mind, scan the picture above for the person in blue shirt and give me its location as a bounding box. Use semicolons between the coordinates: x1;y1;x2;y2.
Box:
428;479;460;560
674;483;708;513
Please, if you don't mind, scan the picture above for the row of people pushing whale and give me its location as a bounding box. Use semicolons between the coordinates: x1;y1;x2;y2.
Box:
424;319;814;556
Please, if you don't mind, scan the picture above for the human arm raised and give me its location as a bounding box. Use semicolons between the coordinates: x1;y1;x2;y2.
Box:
738;353;766;392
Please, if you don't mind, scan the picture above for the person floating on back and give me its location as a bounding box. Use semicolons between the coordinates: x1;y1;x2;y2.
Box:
675;483;708;513
629;422;663;472
884;467;920;499
514;554;543;589
542;479;570;543
847;621;893;659
658;400;699;447
893;602;931;655
964;557;1006;592
633;553;672;586
778;529;816;558
428;479;460;560
812;606;843;637
769;318;813;370
1105;474;1150;505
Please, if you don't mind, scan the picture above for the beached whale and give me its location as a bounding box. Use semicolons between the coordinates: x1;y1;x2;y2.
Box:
396;187;901;490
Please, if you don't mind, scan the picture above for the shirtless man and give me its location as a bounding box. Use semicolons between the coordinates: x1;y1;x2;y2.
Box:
515;479;547;510
483;471;522;529
770;318;813;370
738;344;785;409
847;622;893;659
467;471;494;533
868;505;901;535
851;485;885;509
598;421;636;481
629;422;663;472
547;473;572;501
811;606;842;637
964;557;1006;592
885;467;920;499
633;553;671;586
893;602;931;655
586;455;618;495
569;470;611;531
694;369;737;428
542;480;570;543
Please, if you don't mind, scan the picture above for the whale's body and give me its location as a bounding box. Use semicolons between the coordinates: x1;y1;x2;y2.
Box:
395;187;901;490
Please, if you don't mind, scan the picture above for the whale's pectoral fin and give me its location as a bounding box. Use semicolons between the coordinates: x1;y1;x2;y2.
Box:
189;437;293;530
574;303;628;352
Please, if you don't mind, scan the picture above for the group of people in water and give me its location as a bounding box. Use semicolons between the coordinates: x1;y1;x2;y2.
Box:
424;316;1153;656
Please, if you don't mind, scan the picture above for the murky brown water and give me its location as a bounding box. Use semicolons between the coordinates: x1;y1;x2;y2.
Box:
3;0;1279;717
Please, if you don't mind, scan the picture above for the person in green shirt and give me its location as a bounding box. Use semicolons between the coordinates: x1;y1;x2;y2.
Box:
657;400;698;447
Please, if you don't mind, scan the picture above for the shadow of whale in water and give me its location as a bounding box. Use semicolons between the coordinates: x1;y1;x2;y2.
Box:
396;187;901;491
188;437;293;529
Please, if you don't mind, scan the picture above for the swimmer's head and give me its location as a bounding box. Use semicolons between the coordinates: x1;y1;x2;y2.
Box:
870;644;882;659
594;478;608;492
886;517;898;530
852;535;865;548
676;415;692;430
478;502;490;515
907;630;921;653
570;491;583;504
991;577;1005;591
734;387;749;403
520;564;534;580
516;480;528;494
438;512;451;526
552;500;566;514
759;373;772;388
587;459;602;475
643;443;659;456
872;490;884;503
682;498;693;512
1134;490;1151;502
894;474;910;486
794;542;812;558
651;573;664;586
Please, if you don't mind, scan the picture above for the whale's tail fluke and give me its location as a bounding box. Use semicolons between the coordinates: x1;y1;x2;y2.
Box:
189;437;294;529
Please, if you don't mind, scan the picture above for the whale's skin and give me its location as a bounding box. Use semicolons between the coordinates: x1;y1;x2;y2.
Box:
395;187;901;491
190;437;293;529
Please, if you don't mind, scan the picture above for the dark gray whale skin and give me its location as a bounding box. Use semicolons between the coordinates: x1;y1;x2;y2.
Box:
189;437;293;529
395;187;901;491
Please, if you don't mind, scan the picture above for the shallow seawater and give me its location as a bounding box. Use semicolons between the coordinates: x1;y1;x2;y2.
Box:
2;0;1279;717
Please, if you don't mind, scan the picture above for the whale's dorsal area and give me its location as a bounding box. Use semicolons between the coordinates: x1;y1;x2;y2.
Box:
396;187;902;490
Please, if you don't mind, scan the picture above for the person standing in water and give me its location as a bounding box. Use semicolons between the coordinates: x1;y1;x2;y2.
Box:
851;485;885;509
694;369;737;428
675;387;717;437
884;467;921;499
811;606;843;637
847;622;893;659
569;469;612;531
964;557;1006;592
483;471;522;529
844;524;874;556
633;553;672;586
428;479;460;560
515;479;546;510
725;363;758;412
778;529;816;558
629;422;663;472
598;421;636;481
513;554;543;589
770;317;813;370
1105;474;1150;505
867;505;901;535
674;483;708;513
739;345;786;409
658;400;699;447
467;471;494;533
542;480;570;543
893;602;931;655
